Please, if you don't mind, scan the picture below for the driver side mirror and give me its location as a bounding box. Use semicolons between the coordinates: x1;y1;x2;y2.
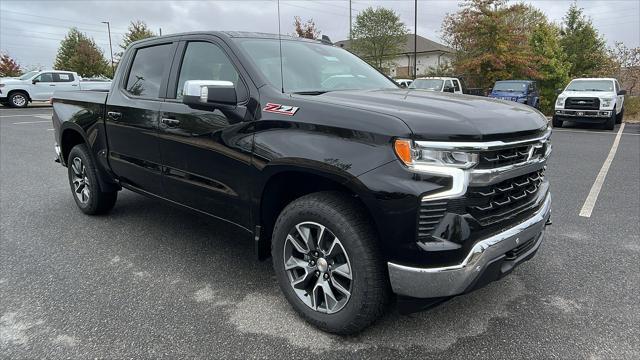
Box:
182;80;237;109
32;79;40;85
555;88;563;95
617;89;627;96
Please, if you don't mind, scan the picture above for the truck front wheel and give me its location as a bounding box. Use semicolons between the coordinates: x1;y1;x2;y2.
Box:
552;115;563;128
616;106;624;124
67;144;117;214
604;111;616;130
271;191;389;334
8;92;28;108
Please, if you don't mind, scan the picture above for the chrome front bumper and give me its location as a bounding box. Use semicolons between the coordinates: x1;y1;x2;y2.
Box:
388;193;551;298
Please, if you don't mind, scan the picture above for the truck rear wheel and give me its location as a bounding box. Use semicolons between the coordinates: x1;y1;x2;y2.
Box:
8;92;28;108
271;191;389;334
67;144;117;215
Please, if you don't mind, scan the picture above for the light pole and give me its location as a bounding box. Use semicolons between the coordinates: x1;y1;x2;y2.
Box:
414;0;417;79
101;21;114;76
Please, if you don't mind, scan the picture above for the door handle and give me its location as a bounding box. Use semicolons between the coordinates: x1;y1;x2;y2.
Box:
107;111;122;121
49;84;56;87
161;118;180;127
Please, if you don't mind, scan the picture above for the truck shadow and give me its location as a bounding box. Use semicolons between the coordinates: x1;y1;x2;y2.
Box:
105;190;529;352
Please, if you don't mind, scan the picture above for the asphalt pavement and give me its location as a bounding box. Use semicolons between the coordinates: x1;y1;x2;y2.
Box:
1;106;639;359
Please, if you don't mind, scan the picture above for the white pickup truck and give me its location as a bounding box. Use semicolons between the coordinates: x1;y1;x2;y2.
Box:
409;77;464;94
0;70;112;108
553;78;626;130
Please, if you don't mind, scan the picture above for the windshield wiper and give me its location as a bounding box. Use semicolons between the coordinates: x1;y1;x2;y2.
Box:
292;91;329;95
584;89;604;91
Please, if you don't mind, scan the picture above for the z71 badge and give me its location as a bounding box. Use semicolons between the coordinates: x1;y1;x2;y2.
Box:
263;103;299;116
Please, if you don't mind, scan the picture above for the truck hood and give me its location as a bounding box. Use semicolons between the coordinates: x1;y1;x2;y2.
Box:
0;78;28;85
560;90;615;99
305;89;548;141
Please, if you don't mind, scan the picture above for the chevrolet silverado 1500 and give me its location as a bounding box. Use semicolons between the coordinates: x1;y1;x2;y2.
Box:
51;32;552;334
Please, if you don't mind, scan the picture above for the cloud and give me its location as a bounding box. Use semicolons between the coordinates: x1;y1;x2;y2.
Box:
0;0;638;68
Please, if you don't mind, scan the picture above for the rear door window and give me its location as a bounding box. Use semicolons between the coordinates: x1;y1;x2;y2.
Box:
53;73;75;82
125;43;173;98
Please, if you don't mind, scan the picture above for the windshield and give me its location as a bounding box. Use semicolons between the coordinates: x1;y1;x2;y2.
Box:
409;79;443;90
565;80;613;92
493;81;527;92
18;71;39;80
235;38;397;93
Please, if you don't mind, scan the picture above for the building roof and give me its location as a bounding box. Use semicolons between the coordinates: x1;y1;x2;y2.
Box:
334;34;455;55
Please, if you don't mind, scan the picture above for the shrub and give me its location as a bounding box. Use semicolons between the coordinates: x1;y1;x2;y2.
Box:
624;96;640;121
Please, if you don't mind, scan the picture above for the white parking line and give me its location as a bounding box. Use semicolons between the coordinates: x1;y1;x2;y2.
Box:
579;123;626;218
11;120;51;125
0;113;51;118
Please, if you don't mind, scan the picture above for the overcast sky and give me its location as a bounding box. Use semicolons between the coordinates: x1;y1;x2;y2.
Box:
1;0;638;69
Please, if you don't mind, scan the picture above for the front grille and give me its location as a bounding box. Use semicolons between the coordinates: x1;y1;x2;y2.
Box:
417;201;447;239
565;97;600;110
504;236;537;260
465;169;545;226
477;143;548;169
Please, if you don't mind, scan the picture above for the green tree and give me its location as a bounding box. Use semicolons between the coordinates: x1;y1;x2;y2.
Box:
560;3;608;77
54;28;109;77
351;7;408;71
293;16;320;39
530;22;570;114
120;20;155;51
442;0;541;89
0;52;22;77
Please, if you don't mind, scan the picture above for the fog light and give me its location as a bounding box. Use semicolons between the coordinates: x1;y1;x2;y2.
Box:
555;110;562;115
600;111;610;116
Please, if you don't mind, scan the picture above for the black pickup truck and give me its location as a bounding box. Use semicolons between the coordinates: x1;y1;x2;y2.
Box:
52;31;552;334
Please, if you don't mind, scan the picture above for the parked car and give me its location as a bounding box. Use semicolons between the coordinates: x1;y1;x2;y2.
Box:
553;78;625;130
394;78;413;88
488;80;540;108
0;70;112;108
51;31;552;334
409;77;464;94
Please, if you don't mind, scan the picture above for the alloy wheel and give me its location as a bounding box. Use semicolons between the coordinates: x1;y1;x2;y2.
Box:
11;94;26;107
71;157;91;204
283;221;353;314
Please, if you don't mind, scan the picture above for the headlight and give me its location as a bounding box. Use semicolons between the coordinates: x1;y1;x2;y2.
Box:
394;139;478;170
601;97;613;108
556;96;566;107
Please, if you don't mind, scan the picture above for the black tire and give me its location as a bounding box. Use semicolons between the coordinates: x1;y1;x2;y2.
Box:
271;191;389;334
604;111;615;130
616;106;624;124
8;92;28;108
552;116;563;128
67;144;117;215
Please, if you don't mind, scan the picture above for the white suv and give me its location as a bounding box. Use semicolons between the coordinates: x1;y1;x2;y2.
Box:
554;78;626;130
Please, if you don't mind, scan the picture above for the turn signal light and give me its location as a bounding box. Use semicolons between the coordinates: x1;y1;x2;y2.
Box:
394;139;412;165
